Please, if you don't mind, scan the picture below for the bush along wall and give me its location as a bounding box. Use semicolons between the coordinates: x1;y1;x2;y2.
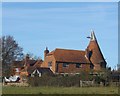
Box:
27;72;110;87
27;74;80;87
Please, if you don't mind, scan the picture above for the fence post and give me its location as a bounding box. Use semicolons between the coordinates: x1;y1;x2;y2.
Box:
80;80;82;87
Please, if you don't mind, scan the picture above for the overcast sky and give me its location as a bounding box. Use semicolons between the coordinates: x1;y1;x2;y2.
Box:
2;2;118;69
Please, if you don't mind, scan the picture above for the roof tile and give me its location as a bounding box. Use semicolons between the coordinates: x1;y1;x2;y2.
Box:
48;48;90;63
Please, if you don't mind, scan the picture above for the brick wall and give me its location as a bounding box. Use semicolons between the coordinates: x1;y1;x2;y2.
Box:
42;54;91;73
41;55;56;73
87;41;106;70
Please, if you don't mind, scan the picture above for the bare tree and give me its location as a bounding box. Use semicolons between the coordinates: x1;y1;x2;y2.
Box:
25;52;41;60
1;35;24;76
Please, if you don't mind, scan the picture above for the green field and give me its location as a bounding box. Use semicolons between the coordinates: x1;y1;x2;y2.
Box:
2;86;119;94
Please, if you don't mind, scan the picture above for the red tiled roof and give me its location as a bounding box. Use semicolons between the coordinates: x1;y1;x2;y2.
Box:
87;32;106;66
48;48;90;63
12;59;37;68
27;60;43;74
87;40;106;64
27;60;37;66
33;59;43;67
12;61;24;68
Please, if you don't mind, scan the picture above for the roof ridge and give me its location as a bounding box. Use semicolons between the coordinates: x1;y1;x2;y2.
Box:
55;48;85;52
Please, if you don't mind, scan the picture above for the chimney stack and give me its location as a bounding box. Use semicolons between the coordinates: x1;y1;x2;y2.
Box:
44;47;49;59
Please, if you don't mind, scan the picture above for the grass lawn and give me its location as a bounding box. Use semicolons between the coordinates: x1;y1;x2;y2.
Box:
2;86;119;94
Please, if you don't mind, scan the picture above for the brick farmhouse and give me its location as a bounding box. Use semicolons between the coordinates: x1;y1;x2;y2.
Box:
11;31;106;79
41;31;106;74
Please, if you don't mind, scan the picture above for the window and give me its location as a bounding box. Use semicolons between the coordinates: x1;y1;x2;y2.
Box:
63;63;69;67
76;63;81;68
56;62;59;72
48;61;52;68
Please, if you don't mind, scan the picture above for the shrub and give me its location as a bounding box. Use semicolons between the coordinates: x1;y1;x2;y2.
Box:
27;74;80;87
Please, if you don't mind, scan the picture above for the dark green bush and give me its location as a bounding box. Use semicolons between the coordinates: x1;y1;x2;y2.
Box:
27;71;109;87
28;74;80;87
